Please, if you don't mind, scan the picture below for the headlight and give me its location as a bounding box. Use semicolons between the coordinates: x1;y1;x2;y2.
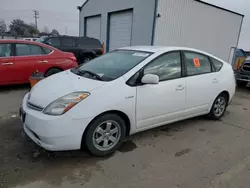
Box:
43;92;90;116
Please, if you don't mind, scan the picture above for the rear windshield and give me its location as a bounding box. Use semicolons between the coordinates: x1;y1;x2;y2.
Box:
36;36;48;43
73;50;152;81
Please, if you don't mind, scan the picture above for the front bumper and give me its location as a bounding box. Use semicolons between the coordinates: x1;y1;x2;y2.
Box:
235;72;250;82
21;93;93;151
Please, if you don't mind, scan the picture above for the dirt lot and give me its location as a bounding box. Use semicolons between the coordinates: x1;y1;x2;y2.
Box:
0;85;250;188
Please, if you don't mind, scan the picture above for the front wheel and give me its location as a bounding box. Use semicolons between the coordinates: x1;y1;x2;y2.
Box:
84;114;126;157
209;93;228;120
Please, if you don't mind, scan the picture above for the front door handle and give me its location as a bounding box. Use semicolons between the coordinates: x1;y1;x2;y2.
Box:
212;79;219;83
1;62;13;66
39;60;48;64
176;85;185;91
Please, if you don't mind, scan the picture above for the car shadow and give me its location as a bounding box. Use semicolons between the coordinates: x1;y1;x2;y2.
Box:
0;84;30;93
0;115;208;188
236;85;250;93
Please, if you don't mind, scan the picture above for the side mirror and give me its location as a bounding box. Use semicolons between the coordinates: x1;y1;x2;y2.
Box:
141;74;159;85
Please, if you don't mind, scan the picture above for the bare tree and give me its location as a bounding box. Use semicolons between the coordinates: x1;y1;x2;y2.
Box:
0;20;7;33
51;29;59;36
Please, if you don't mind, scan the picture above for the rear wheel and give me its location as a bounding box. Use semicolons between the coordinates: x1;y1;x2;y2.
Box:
45;68;62;77
84;114;126;157
237;80;248;87
80;56;92;64
209;93;228;120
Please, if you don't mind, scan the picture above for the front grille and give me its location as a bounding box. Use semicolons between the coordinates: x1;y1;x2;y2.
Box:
243;63;250;72
27;101;44;111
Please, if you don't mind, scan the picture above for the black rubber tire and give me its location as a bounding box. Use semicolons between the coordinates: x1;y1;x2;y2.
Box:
45;68;62;77
208;93;228;120
80;56;92;64
84;113;126;157
237;80;248;87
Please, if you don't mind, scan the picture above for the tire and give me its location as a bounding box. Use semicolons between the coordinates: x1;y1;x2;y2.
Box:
237;80;248;87
84;113;126;157
209;93;228;120
80;56;92;64
45;68;62;77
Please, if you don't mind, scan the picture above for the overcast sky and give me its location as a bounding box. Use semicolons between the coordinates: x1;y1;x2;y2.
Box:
0;0;249;50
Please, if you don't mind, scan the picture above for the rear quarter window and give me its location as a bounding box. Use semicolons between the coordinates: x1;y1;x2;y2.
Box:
42;47;52;54
76;37;101;48
211;58;223;72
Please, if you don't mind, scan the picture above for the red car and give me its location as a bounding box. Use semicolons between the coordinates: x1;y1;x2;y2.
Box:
0;40;78;86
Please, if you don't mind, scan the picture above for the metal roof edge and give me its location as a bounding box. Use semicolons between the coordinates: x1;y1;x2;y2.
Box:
77;0;89;11
194;0;244;17
77;0;244;17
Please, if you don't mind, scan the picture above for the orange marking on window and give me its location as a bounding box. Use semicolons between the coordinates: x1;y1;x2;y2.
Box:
193;58;200;68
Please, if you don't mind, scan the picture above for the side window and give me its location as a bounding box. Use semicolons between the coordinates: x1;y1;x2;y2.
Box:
211;57;223;72
47;38;60;47
16;44;45;56
0;44;12;57
61;38;76;47
42;47;52;54
184;52;212;76
144;52;182;81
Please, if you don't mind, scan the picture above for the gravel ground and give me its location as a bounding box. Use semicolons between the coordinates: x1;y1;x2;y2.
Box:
0;85;250;188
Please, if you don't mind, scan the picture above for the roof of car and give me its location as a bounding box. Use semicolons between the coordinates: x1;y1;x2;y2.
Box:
0;39;39;44
119;46;207;53
119;46;226;62
0;39;59;51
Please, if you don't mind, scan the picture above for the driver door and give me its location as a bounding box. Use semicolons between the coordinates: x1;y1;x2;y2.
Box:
136;51;186;129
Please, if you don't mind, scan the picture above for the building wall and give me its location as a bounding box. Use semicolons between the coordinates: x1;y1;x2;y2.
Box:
79;0;156;51
154;0;243;62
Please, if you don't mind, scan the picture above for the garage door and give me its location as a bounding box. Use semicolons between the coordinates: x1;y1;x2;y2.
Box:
108;10;133;51
85;16;101;40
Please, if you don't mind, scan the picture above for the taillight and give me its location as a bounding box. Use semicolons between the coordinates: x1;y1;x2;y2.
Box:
69;56;77;62
101;43;105;54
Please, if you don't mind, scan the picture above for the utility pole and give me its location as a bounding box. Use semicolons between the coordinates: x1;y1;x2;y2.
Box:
65;26;68;35
33;10;39;29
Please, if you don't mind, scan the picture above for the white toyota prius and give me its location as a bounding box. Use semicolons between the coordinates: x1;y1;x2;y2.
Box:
20;46;236;156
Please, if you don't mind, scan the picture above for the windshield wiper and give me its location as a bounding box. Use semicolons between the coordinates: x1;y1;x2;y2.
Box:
78;70;103;81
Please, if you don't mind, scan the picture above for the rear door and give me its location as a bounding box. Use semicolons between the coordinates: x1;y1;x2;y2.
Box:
0;43;15;84
60;37;77;52
14;43;52;82
183;51;219;116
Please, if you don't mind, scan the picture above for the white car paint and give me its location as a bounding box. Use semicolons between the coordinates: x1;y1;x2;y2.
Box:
21;46;236;151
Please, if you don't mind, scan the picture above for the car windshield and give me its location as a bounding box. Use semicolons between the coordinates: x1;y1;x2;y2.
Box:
72;50;152;81
36;36;48;43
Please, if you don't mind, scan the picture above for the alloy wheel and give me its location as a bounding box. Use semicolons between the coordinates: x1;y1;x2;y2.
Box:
92;120;121;151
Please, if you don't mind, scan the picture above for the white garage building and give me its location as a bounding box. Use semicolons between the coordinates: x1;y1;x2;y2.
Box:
78;0;244;63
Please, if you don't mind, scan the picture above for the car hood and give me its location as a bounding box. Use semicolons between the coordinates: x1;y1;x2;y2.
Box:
28;70;105;108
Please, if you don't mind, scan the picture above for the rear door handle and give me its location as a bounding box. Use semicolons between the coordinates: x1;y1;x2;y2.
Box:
1;62;13;66
212;79;219;83
176;85;185;91
39;60;48;63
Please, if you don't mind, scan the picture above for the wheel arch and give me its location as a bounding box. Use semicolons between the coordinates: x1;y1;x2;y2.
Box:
219;90;230;104
209;90;230;112
81;110;131;148
45;67;63;76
